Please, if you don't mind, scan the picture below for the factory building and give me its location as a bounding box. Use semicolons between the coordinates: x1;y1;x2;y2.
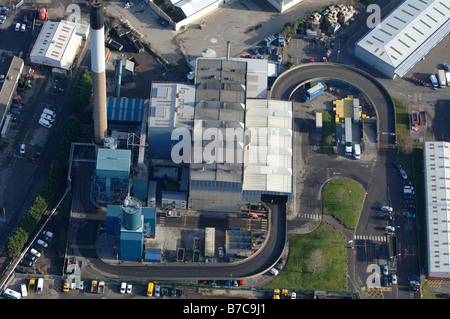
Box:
94;144;131;205
106;197;157;261
148;82;195;159
0;56;24;137
242;99;293;203
189;58;247;212
30;21;84;71
424;141;450;279
354;0;450;79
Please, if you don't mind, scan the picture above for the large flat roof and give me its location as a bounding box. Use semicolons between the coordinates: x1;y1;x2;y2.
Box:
356;0;450;68
424;141;450;278
243;99;293;194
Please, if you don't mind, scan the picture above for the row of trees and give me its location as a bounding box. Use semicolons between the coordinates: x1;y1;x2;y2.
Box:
5;70;91;257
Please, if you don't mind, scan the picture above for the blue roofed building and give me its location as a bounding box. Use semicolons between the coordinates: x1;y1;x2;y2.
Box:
94;147;131;205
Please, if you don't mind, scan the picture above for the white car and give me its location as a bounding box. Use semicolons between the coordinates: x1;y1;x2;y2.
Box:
382;264;388;275
15;23;20;31
291;292;296;299
126;284;132;293
403;185;415;194
385;225;395;232
29;248;41;258
120;282;126;294
36;239;48;248
20;23;25;32
42;230;54;238
20;144;25;155
41;113;54;123
38;118;52;128
154;285;160;297
380;206;393;212
399;168;408;180
391;273;397;285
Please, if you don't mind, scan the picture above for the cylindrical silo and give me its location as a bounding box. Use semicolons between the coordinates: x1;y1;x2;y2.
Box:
122;197;142;231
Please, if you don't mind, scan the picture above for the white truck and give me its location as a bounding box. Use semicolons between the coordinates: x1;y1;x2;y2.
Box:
36;278;44;294
438;70;446;88
353;143;361;160
344;117;352;155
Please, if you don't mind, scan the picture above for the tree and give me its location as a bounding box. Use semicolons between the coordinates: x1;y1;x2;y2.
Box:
306;249;326;274
6;227;28;257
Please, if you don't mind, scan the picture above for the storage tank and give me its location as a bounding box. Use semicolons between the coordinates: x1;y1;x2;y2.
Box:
122;197;142;231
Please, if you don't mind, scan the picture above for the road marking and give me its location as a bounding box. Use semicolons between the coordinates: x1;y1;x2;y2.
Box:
354;235;387;242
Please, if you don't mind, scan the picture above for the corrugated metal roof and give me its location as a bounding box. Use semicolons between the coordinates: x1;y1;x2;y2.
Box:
356;0;450;68
30;21;82;70
107;97;148;123
424;141;450;278
243;99;293;194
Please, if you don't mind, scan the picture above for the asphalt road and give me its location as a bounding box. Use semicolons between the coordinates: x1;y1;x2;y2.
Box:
77;198;286;281
270;62;396;146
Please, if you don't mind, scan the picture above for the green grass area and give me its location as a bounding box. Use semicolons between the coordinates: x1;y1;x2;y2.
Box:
322;178;366;229
266;223;347;291
316;109;338;158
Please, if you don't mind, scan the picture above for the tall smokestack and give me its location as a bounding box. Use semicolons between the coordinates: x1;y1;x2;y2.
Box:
89;1;108;145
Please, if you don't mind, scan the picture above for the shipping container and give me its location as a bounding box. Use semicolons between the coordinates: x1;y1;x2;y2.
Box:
305;83;324;101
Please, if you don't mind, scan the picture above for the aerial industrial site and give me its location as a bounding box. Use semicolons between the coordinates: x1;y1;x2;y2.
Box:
0;0;449;305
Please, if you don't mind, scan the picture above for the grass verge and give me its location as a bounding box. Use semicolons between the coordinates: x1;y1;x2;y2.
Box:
322;178;365;229
266;223;347;291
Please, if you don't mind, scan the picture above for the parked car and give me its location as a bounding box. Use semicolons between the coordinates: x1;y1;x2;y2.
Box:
20;23;25;32
218;247;224;257
42;230;54;238
394;161;402;170
403;185;415;194
384;214;395;221
380;206;393;212
391;273;397;285
20;144;25;155
443;63;450;72
15;23;20;31
36;239;48;248
126;284;132;293
399;168;407;180
382;264;389;275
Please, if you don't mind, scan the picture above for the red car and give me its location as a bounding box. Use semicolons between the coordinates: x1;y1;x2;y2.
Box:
309;57;314;63
238;280;244;286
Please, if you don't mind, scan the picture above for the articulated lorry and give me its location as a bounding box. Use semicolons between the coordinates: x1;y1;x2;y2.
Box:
344;117;352;155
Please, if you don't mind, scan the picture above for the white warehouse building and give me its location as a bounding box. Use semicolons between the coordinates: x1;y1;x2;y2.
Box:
424;141;450;280
30;21;83;70
354;0;450;79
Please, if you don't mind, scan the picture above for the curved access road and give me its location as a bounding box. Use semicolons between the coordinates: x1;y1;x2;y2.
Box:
270;63;396;146
82;199;286;281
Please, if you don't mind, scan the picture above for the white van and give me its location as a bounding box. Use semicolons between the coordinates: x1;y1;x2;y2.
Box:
120;282;126;294
353;143;361;160
42;108;56;118
36;278;44;293
20;283;27;297
38;118;52;128
3;288;21;299
430;74;438;87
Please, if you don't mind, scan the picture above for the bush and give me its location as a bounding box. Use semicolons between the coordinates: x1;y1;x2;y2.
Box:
71;70;92;113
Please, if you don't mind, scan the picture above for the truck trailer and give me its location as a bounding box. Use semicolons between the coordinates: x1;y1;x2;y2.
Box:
344;117;352;155
305;83;324;101
438;70;446;88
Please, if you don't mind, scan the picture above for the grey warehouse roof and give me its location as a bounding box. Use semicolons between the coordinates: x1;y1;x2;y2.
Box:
356;0;450;68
